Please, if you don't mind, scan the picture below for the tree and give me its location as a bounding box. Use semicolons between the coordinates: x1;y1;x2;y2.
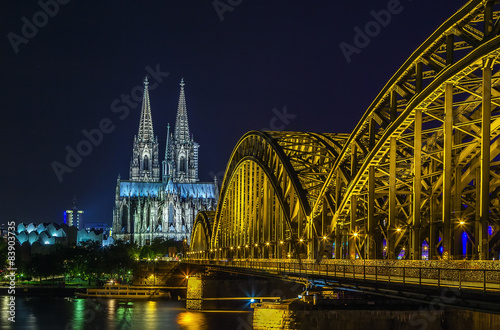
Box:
0;240;7;270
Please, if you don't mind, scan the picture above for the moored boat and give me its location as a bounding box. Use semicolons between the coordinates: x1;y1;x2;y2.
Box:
76;285;171;299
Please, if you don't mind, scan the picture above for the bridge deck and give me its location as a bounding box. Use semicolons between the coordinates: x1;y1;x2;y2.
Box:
187;259;500;292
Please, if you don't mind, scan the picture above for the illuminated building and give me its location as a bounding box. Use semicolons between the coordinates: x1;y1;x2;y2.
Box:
112;78;218;246
64;198;84;230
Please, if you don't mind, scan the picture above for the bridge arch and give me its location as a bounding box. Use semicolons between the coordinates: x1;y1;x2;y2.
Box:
312;0;500;261
210;131;347;259
190;0;500;261
191;211;215;259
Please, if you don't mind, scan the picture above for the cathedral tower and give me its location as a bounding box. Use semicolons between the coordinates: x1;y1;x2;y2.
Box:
163;79;199;183
113;76;217;246
129;77;160;182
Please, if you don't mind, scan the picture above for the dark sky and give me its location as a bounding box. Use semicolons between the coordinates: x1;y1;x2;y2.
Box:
0;0;459;225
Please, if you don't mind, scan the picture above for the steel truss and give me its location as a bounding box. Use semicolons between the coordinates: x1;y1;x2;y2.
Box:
191;0;500;261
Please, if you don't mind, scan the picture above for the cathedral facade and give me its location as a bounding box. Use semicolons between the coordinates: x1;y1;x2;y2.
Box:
112;78;218;246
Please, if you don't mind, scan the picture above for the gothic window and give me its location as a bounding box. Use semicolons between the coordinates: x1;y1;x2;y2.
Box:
121;205;128;231
179;156;186;172
146;205;151;231
143;155;149;171
168;204;174;226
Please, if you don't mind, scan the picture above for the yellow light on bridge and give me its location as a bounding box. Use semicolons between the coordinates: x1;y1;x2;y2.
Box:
353;232;358;237
299;238;304;243
237;246;241;249
266;242;270;246
322;236;327;240
245;244;249;248
459;220;466;225
396;228;402;232
255;243;258;247
230;246;234;250
280;240;284;245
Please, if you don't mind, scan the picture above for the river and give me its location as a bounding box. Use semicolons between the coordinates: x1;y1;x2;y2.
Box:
0;296;252;330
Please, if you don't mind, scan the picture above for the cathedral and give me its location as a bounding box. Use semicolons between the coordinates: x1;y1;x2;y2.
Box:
112;77;218;246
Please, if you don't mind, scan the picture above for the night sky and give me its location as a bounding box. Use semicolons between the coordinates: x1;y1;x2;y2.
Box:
0;0;459;226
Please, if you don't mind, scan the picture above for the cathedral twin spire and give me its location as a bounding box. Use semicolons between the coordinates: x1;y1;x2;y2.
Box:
174;78;191;143
129;77;198;183
138;77;155;142
129;77;160;182
163;78;199;183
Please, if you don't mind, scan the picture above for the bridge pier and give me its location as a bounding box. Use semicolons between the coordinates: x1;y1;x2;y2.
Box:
186;273;304;311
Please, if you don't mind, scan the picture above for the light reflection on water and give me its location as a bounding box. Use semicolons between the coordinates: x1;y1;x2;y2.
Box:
0;296;251;330
177;311;209;330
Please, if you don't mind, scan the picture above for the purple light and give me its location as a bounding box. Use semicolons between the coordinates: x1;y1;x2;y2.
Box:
462;232;468;257
421;241;429;260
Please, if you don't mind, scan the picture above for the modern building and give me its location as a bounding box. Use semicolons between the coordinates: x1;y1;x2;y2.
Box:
112;78;218;246
84;222;109;232
64;198;84;230
15;222;103;247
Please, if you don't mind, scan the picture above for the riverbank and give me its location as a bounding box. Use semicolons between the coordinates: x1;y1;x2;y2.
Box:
0;286;84;297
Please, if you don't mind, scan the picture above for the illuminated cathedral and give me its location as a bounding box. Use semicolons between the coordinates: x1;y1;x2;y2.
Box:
112;78;218;246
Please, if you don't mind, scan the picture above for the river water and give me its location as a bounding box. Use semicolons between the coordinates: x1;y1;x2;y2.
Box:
0;296;252;330
3;296;500;329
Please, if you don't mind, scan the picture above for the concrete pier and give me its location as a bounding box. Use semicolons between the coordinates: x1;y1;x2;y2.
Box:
186;274;304;310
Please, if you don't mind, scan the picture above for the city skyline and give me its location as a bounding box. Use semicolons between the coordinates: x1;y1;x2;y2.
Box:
0;0;458;224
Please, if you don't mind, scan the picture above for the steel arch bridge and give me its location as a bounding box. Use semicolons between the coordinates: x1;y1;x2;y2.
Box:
191;0;500;262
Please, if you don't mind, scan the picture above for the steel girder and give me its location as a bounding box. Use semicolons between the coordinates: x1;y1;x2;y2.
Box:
191;211;215;258
191;0;500;261
208;131;347;260
317;0;500;260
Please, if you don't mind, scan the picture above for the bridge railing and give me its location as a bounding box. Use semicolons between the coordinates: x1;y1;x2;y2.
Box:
186;258;500;292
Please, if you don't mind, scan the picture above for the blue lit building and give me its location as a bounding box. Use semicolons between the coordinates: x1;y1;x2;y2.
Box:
112;78;218;246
